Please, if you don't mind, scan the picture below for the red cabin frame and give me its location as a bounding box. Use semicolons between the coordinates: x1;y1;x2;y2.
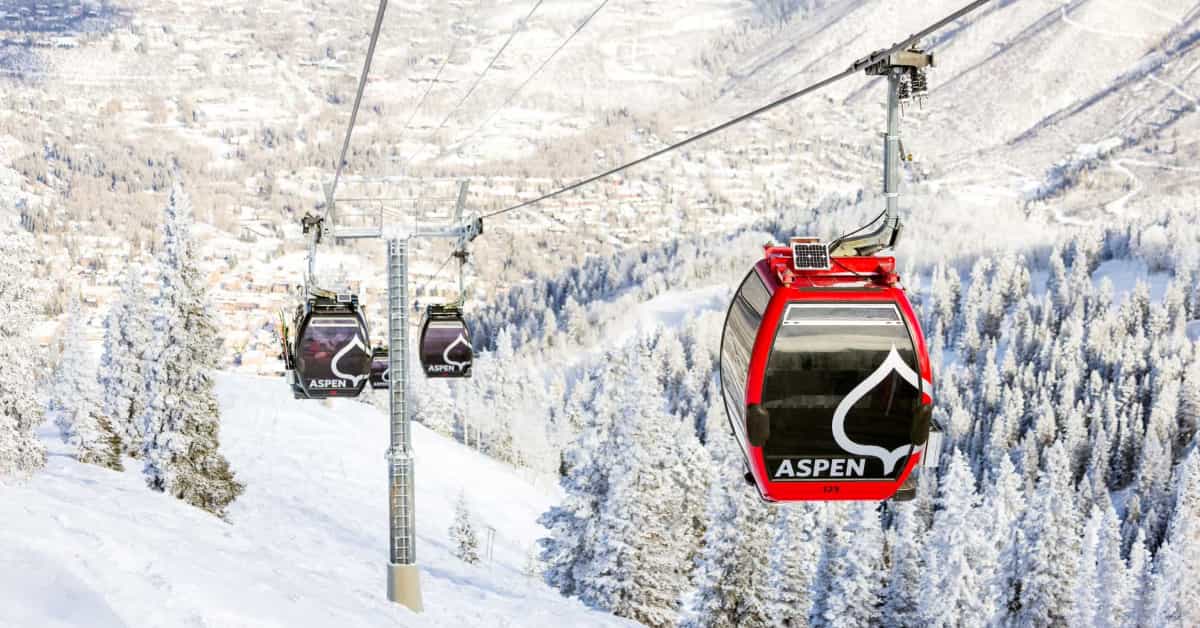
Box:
722;245;934;501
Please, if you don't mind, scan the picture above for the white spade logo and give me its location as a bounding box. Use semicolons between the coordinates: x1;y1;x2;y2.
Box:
831;345;921;475
443;333;472;372
331;334;370;387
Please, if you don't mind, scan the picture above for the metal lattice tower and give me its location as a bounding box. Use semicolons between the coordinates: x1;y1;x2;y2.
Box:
309;180;478;612
386;237;421;609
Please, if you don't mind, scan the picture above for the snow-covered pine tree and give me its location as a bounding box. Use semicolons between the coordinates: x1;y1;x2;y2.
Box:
575;339;699;628
99;263;153;457
681;405;773;628
1180;357;1200;447
485;329;521;465
141;182;243;517
1134;423;1173;547
1094;495;1134;628
1068;506;1102;627
47;295;122;470
449;490;481;565
48;292;85;440
671;407;713;551
807;507;849;626
538;364;612;598
986;455;1027;626
1016;441;1081;627
412;376;454;437
522;544;541;579
0;222;46;477
1126;528;1152;628
881;501;926;628
917;450;998;627
1145;445;1200;626
811;502;884;628
764;504;820;628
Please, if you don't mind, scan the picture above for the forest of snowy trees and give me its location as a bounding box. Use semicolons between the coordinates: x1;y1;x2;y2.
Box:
4;183;243;518
0;218;48;477
412;201;1200;627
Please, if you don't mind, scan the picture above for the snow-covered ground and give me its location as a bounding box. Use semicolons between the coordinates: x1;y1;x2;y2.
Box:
1092;258;1172;304
4;1;1200;625
0;374;633;628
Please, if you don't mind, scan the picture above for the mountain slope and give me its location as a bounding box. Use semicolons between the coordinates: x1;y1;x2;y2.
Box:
0;373;632;628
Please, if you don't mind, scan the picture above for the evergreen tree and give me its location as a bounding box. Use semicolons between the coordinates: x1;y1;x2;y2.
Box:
882;502;926;628
449;490;481;565
47;295;122;470
918;451;997;626
765;504;820;627
1069;506;1101;627
48;293;87;441
539;366;613;598
413;377;454;437
1180;357;1200;446
1135;424;1173;547
1146;446;1200;626
0;223;46;477
522;543;541;579
485;330;521;465
811;502;884;628
1016;441;1080;627
1126;528;1152;628
1094;495;1134;628
986;455;1027;626
681;401;773;628
141;183;243;517
577;341;697;627
99;264;153;457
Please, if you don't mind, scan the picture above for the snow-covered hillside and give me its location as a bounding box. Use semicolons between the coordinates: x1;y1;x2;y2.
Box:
3;1;1200;626
0;373;633;628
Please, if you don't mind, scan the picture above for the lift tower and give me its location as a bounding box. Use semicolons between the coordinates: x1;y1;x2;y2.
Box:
308;181;480;612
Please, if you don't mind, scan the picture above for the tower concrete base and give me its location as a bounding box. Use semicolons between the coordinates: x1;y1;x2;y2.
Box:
387;563;423;613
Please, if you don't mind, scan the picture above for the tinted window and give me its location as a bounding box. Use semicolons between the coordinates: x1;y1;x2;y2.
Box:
760;303;919;482
298;316;370;390
720;271;770;431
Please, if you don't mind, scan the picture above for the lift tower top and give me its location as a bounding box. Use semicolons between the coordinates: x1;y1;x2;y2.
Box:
832;47;934;258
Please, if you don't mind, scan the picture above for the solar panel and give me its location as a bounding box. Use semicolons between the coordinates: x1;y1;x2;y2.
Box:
791;239;830;270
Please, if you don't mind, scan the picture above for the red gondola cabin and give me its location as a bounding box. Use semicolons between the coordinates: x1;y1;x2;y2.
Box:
720;240;936;502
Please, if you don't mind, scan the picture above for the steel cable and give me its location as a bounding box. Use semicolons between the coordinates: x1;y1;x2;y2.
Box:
482;0;992;219
327;0;391;209
401;0;547;167
443;0;611;157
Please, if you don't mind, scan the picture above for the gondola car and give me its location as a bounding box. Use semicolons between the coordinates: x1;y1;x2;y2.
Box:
419;304;473;378
370;347;390;389
289;291;372;399
719;239;937;502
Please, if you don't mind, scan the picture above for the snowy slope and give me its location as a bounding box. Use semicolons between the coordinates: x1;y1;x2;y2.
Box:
0;374;634;628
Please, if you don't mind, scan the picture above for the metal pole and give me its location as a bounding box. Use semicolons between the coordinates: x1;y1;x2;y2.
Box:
883;68;902;228
386;237;423;612
829;65;908;258
454;180;470;306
